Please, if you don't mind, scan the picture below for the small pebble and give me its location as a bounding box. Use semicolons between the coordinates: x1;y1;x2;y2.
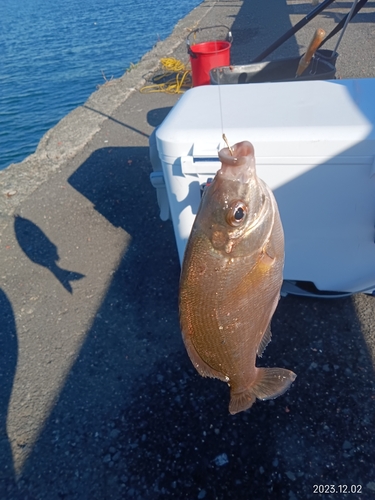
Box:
110;429;120;439
5;189;17;197
367;482;375;492
272;458;279;467
286;471;296;481
103;454;111;463
213;453;228;466
259;466;265;474
198;490;206;499
342;440;352;450
310;362;318;369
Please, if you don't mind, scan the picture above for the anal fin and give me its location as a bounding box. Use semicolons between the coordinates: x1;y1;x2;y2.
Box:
257;323;272;358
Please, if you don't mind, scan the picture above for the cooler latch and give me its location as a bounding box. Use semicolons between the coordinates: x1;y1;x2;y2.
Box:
150;171;170;221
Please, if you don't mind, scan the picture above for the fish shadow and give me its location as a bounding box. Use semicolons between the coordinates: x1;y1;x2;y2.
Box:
14;215;85;294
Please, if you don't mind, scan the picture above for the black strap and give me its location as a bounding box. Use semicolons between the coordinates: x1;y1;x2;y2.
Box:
319;0;369;48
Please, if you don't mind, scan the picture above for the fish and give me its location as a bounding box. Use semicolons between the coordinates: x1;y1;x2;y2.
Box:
179;140;296;415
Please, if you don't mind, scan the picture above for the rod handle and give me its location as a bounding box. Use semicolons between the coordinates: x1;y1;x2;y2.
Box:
296;28;326;76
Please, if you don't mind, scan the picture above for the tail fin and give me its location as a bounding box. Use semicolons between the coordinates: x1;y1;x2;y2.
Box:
229;367;296;415
229;390;256;415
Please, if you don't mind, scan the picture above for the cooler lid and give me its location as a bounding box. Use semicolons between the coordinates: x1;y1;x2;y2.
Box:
156;79;375;160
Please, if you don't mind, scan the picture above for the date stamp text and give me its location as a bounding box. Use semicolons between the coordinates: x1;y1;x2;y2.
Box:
313;485;362;494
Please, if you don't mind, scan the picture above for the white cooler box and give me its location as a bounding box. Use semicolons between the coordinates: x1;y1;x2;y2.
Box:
150;79;375;297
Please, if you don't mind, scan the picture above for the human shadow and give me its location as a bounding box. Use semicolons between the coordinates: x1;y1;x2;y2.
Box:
0;289;18;497
14;215;85;294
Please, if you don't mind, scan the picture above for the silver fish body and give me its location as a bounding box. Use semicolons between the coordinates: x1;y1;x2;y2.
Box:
179;141;296;414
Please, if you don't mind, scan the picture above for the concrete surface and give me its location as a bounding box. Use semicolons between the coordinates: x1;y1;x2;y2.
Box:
1;1;375;499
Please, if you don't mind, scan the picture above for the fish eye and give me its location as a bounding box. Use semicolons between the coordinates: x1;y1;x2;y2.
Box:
234;207;244;220
226;201;247;227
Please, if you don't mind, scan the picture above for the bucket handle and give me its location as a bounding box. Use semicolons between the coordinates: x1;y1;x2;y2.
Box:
187;25;233;58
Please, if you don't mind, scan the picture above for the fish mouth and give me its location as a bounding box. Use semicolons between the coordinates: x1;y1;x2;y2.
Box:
218;141;254;166
218;141;255;183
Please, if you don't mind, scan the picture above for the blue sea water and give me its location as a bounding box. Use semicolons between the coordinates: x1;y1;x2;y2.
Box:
0;0;203;170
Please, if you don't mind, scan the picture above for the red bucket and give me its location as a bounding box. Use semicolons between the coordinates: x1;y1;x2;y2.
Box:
189;40;231;87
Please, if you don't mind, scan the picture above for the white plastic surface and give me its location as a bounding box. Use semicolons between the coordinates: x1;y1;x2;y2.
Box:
155;79;375;294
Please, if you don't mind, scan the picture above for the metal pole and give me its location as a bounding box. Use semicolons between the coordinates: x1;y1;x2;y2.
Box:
333;0;359;54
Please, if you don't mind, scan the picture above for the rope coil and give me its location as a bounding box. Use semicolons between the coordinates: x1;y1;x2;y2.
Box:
140;58;191;94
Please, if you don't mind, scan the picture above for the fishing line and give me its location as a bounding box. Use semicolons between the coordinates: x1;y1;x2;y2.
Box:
217;75;225;135
216;49;234;156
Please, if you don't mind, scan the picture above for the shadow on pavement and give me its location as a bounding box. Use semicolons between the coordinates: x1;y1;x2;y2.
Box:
287;1;375;25
4;144;373;499
14;215;85;294
83;105;150;139
0;289;17;498
147;107;173;128
117;295;375;499
229;0;300;64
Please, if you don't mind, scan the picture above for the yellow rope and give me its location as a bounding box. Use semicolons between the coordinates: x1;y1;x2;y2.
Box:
140;57;191;94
